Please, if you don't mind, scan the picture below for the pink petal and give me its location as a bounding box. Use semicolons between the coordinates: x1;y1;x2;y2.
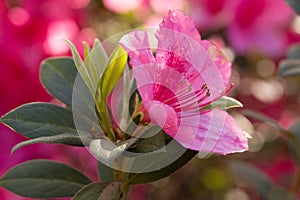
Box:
173;109;248;155
200;40;231;86
129;64;186;104
119;30;156;102
158;10;201;42
119;30;155;66
155;11;227;105
144;100;178;134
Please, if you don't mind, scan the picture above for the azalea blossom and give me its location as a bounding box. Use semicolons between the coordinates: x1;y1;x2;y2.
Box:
226;0;294;58
188;0;235;31
119;10;248;155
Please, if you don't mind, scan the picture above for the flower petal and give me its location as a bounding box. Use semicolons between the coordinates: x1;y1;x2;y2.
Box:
155;10;228;106
158;10;201;42
119;30;155;66
144;100;178;134
200;40;231;86
119;30;156;102
174;109;248;155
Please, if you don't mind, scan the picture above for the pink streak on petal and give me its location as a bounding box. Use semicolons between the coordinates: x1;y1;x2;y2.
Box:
158;10;201;42
155;10;227;105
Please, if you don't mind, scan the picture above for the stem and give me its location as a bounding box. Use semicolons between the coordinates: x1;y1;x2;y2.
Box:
292;166;300;194
282;130;300;194
120;183;129;200
120;65;131;131
100;105;116;141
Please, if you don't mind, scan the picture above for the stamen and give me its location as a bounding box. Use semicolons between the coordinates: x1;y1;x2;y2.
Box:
171;84;210;110
198;83;233;108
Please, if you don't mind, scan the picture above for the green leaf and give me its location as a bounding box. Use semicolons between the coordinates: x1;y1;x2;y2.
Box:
287;45;300;59
289;120;300;140
73;182;121;200
278;59;300;77
11;133;89;153
95;45;128;140
129;128;165;153
229;161;273;199
0;160;91;198
98;161;114;182
66;40;90;88
90;138;138;167
40;57;77;106
89;39;108;84
124;149;197;185
242;109;294;139
286;0;300;15
66;39;108;95
91;130;197;185
66;40;95;93
287;120;300;164
267;186;298;200
0;103;77;138
122;135;197;185
99;45;127;102
202;96;243;110
242;109;281;129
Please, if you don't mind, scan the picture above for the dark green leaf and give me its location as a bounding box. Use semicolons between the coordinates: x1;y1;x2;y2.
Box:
286;0;300;14
289;120;300;140
72;182;121;200
129;128;165;153
12;133;88;153
66;40;95;93
287;120;300;164
229;161;273;199
89;39;108;85
66;39;108;95
40;57;77;106
0;103;77;138
267;186;298;200
0;160;91;198
287;45;300;59
98;161;114;181
72;74;103;140
123;143;197;185
278;59;300;77
91;130;197;185
242;109;281;129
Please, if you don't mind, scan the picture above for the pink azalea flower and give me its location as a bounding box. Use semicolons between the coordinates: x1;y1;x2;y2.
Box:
226;0;294;58
120;10;248;155
188;0;235;31
103;0;147;14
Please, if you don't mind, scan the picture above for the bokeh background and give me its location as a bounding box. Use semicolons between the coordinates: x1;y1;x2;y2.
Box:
1;0;300;199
